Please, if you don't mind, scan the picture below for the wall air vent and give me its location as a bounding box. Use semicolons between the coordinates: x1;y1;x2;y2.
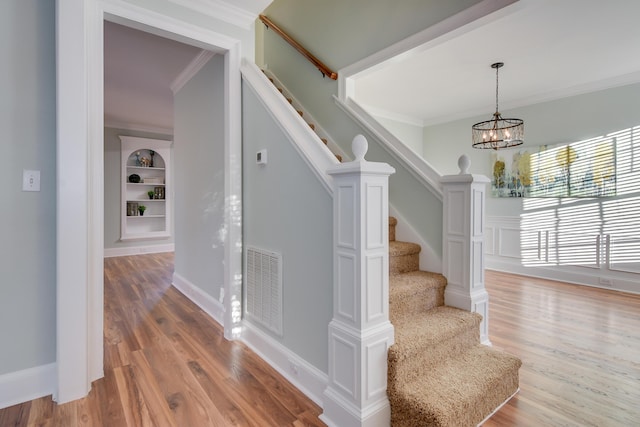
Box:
245;246;283;336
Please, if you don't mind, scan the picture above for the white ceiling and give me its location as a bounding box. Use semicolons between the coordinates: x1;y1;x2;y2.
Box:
353;0;640;127
103;0;272;133
105;0;640;133
104;21;204;133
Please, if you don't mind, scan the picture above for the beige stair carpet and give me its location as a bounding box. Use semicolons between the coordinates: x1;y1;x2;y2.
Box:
387;217;521;427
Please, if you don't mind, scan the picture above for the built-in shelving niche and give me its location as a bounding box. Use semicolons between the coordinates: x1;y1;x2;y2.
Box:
120;136;172;241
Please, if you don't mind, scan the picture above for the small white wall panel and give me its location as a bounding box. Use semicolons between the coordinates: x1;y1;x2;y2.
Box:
366;184;384;249
366;255;384;322
446;239;465;288
485;226;495;255
473;188;484;236
333;336;357;399
472;241;483;289
337;185;356;249
337;253;356;321
448;190;465;235
498;228;522;258
365;339;389;399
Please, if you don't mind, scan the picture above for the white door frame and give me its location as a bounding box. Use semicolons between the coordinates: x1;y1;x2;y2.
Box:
56;0;243;403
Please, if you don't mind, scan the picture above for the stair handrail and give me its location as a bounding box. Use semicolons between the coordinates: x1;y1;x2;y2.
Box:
259;14;338;80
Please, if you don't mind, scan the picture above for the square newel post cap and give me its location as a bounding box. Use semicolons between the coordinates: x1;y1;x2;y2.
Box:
327;134;395;176
441;154;489;184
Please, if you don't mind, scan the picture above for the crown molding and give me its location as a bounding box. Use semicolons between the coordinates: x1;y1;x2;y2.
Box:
104;118;173;136
170;50;215;94
167;0;265;30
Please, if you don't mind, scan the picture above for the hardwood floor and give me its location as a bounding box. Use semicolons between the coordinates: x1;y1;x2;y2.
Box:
0;253;325;427
2;256;639;426
483;270;640;427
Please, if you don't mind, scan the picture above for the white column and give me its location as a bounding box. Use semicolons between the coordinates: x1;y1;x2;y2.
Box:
321;135;395;427
441;155;492;345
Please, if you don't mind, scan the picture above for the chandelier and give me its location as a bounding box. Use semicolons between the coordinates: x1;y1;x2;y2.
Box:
472;62;523;149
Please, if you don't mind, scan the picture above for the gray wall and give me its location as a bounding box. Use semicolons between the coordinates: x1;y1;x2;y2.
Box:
374;116;424;156
173;55;226;299
242;82;333;372
259;0;487;259
0;1;56;375
104;127;174;250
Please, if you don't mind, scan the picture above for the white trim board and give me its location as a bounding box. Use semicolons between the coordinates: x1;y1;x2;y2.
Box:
104;243;175;258
0;363;56;410
172;273;225;325
241;321;328;408
171;274;328;409
57;0;244;403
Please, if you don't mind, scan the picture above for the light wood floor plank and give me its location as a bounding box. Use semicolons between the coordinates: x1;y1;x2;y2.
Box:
3;255;639;426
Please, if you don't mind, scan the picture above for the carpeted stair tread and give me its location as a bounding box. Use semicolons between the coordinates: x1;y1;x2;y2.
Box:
389;345;522;427
393;306;481;341
389;271;446;315
389;216;398;241
389;240;421;257
390;241;421;274
389;307;481;372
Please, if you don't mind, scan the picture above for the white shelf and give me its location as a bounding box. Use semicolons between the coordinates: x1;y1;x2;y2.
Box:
120;136;172;241
127;166;166;171
127;183;166;186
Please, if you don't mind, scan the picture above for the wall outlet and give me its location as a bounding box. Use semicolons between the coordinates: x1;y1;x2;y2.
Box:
599;278;613;287
288;359;299;376
219;288;225;304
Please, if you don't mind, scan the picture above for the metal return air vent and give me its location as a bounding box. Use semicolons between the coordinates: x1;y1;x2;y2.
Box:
245;246;283;336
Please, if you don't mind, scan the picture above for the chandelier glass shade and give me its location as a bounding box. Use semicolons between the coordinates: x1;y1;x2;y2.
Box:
472;62;524;149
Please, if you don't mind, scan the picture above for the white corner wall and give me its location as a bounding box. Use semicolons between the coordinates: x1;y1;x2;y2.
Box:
173;54;226;301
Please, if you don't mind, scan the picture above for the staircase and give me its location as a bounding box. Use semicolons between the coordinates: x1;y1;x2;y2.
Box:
257;67;521;426
387;216;522;426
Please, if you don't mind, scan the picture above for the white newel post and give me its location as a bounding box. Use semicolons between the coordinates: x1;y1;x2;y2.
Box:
321;135;396;427
441;155;492;345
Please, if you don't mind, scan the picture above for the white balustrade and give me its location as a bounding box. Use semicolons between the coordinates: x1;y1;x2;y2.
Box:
321;135;396;427
441;155;491;345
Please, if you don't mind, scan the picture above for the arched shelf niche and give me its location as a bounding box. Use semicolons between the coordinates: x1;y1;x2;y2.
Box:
119;136;172;240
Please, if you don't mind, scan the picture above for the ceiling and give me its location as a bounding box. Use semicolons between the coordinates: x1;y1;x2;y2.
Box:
353;0;640;127
105;0;640;133
104;21;204;133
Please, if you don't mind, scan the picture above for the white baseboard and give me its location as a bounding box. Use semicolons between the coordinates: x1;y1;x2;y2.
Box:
104;243;174;258
171;274;328;410
241;321;328;408
172;272;224;325
486;257;640;295
0;363;56;409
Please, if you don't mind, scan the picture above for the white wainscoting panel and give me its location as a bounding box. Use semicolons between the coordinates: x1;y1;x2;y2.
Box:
486;215;640;294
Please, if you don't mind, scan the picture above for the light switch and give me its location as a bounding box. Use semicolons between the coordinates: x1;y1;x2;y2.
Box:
23;170;41;192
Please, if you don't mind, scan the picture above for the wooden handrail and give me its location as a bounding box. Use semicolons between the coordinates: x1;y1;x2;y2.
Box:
259;14;338;80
